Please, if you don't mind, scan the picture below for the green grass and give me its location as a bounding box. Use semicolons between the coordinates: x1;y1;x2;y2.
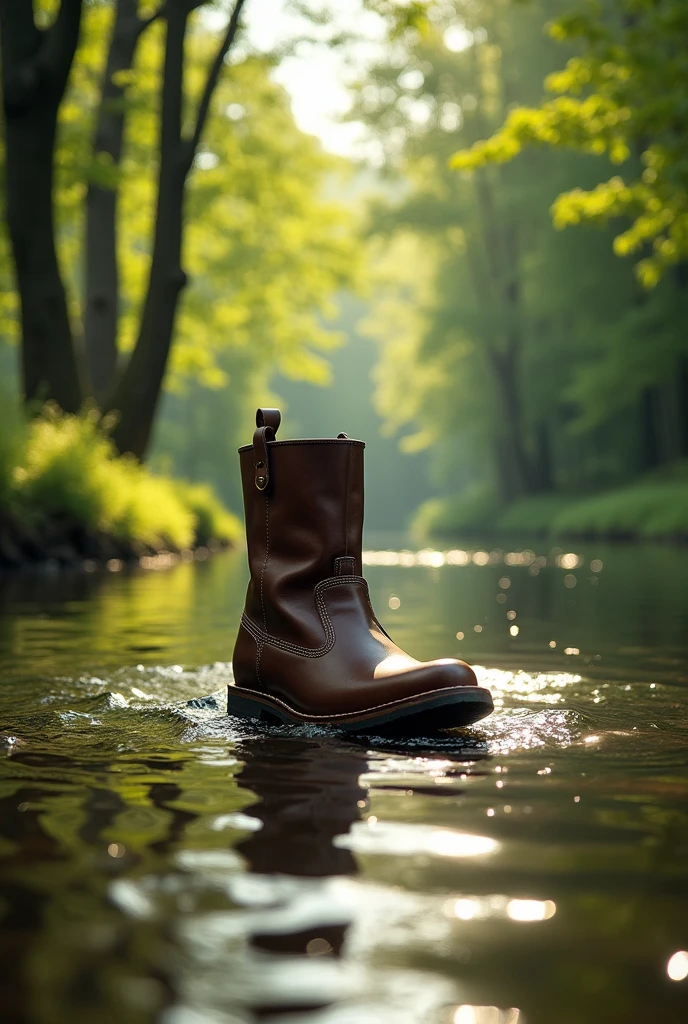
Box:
414;476;688;542
1;402;241;553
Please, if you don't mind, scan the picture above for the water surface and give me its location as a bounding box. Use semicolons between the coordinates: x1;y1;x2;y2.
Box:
0;540;687;1023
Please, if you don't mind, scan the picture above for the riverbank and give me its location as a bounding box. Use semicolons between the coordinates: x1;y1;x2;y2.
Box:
0;406;241;570
414;471;688;543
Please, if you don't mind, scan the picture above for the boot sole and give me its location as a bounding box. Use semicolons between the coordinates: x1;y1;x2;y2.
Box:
227;684;493;733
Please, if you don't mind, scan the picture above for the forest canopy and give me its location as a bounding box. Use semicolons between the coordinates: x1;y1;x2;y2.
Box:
355;0;688;534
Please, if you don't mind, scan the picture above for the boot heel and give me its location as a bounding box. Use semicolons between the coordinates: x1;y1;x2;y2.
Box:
227;687;284;725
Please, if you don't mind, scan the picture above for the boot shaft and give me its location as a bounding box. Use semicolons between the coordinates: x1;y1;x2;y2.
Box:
238;409;365;646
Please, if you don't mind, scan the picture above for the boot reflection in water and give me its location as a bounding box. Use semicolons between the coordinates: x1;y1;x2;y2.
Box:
234;736;367;1016
229;408;493;734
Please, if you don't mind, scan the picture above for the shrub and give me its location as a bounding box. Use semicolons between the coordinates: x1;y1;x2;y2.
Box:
0;394;25;510
411;476;688;543
6;406;239;552
552;482;688;540
108;470;197;550
173;481;242;546
16;406;124;529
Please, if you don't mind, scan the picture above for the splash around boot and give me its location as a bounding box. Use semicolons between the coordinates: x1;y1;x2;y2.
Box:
228;408;493;733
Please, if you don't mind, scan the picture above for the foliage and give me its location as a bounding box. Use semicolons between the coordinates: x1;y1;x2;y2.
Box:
73;21;354;392
0;388;24;509
359;0;617;498
414;476;688;540
356;0;688;521
361;232;442;453
451;0;688;287
3;404;240;551
15;408;121;531
551;478;688;538
172;481;243;547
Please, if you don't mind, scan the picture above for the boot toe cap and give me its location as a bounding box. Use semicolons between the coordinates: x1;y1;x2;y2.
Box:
373;652;479;692
423;657;479;689
377;656;479;698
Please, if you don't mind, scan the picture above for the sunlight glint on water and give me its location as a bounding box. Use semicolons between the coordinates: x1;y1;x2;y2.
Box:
0;543;686;1023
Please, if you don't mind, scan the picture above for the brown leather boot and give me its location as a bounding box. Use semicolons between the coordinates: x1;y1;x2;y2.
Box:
228;409;493;732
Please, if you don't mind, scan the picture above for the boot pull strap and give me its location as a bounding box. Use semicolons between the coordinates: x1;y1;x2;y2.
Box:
253;408;281;491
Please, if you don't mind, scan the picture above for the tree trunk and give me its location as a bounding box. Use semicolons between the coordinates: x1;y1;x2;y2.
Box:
0;0;84;413
84;0;151;401
107;2;190;459
107;0;246;460
639;386;661;471
489;346;535;502
469;159;538;503
532;420;553;492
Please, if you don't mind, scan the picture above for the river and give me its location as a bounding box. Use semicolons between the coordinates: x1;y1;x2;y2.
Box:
0;538;686;1023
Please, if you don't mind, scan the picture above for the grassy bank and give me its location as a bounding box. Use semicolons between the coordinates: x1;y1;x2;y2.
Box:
0;405;242;569
413;474;688;543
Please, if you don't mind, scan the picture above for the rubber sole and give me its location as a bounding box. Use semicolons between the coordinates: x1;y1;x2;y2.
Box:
227;684;493;734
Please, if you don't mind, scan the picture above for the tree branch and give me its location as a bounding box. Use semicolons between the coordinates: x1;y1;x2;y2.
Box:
185;0;247;163
84;0;166;400
104;0;194;456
